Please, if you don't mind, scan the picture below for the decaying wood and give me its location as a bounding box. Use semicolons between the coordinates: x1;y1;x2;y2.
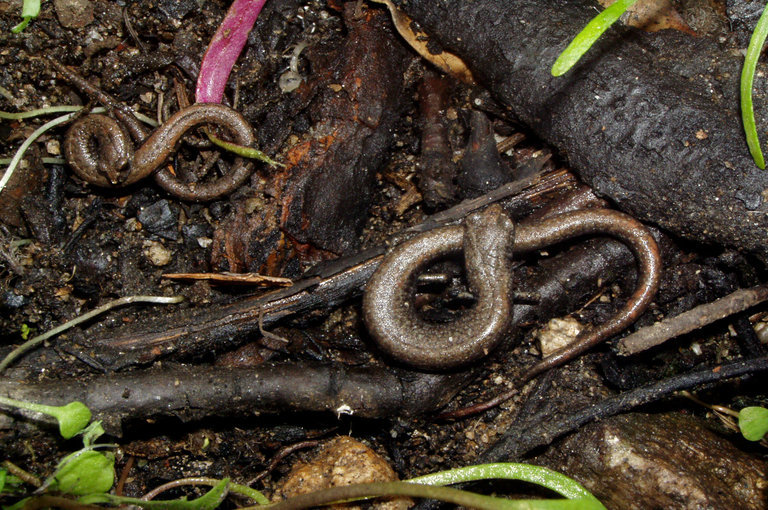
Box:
278;5;411;255
537;412;767;508
0;364;471;436
400;0;768;259
212;5;411;272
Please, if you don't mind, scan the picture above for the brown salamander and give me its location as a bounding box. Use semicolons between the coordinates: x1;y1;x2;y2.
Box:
363;205;661;375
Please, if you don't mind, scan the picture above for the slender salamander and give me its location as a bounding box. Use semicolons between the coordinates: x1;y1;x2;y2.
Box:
363;205;661;373
363;205;516;370
52;59;255;201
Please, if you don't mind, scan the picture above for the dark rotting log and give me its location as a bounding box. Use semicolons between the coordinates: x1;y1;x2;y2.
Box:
399;0;768;259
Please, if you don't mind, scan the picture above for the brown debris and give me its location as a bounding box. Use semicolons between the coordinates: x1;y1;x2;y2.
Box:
416;72;457;209
370;0;474;84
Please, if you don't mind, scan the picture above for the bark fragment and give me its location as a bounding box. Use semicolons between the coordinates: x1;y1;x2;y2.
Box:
279;5;411;256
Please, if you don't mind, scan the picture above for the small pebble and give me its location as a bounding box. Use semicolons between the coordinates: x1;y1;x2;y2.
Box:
273;436;411;510
53;0;94;28
46;139;61;156
143;240;172;266
536;317;583;357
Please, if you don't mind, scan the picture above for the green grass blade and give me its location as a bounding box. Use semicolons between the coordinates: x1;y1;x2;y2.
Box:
552;0;639;76
741;3;768;169
408;463;602;504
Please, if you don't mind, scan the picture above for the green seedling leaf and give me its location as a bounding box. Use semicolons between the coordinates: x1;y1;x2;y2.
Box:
739;406;768;441
11;0;41;33
740;4;768;169
20;324;31;340
11;17;32;33
80;421;105;447
52;450;115;495
81;477;230;509
408;462;602;502
206;130;284;167
552;0;639;76
0;397;91;439
54;401;92;439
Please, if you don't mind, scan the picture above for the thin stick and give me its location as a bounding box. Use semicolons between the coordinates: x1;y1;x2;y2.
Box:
617;284;768;356
0;295;183;373
481;356;768;462
141;476;269;505
2;460;42;488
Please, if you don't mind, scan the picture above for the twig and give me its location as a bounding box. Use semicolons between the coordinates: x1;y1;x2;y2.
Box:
141;476;269;505
248;440;320;484
617;284;768;356
122;5;146;52
0;364;472;436
114;456;134;497
0;295;184;373
2;460;42;488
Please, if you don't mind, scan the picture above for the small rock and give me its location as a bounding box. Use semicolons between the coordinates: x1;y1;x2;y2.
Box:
46;139;60;156
273;436;412;510
535;317;583;357
157;0;197;20
137;200;179;240
53;0;94;29
143;240;172;267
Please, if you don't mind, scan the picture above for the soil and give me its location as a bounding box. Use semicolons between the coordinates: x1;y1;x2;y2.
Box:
0;0;766;508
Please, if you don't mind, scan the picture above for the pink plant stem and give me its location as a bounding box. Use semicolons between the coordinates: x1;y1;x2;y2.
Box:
196;0;268;103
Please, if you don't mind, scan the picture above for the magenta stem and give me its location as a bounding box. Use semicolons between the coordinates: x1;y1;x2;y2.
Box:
196;0;268;103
